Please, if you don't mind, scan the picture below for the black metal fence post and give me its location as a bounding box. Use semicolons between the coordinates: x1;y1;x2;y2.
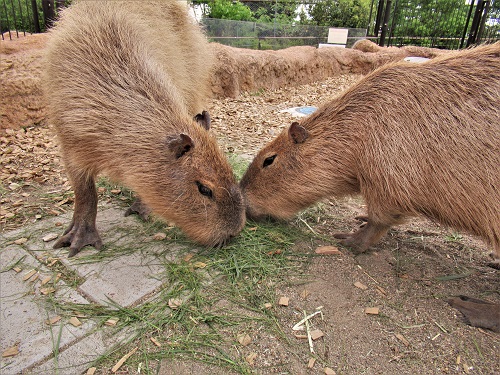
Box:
476;0;491;43
41;0;54;29
30;0;40;33
467;0;489;46
374;0;385;37
379;0;392;46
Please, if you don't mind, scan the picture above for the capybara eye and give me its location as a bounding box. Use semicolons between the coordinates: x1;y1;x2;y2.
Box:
263;155;277;168
196;181;213;198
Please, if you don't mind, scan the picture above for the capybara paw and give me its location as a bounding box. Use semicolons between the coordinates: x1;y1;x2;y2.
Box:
448;296;500;333
124;199;152;221
333;232;367;254
53;225;103;257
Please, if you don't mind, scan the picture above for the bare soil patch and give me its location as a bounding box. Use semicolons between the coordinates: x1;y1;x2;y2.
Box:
1;34;498;374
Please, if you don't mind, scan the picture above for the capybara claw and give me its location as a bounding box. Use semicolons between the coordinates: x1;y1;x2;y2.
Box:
354;215;369;223
448;296;500;333
54;224;103;257
333;232;350;240
487;254;500;270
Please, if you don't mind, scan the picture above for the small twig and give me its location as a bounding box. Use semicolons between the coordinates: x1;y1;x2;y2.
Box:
356;265;380;285
304;310;314;353
292;310;323;331
431;333;441;341
433;321;448;334
112;347;138;373
400;324;426;329
298;217;317;235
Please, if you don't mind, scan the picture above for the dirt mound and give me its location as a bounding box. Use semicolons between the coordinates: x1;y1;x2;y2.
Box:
1;34;445;132
211;41;413;98
1;33;48;132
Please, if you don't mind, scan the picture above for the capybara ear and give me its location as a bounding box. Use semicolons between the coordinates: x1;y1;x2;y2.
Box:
194;110;211;130
289;122;309;144
166;133;194;158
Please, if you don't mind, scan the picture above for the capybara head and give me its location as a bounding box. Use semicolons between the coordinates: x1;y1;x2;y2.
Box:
124;116;246;247
240;120;351;221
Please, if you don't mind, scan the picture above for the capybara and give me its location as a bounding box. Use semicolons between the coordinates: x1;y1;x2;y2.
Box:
241;42;499;259
240;42;500;258
43;0;245;256
241;42;500;331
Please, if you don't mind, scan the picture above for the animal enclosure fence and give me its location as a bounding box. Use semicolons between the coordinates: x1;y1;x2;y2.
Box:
1;0;499;49
372;0;500;49
202;18;367;49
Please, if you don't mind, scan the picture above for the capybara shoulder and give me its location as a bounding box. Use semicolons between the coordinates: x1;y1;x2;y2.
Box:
241;42;500;258
43;0;244;256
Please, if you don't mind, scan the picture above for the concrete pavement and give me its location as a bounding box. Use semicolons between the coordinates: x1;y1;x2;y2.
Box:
1;203;189;374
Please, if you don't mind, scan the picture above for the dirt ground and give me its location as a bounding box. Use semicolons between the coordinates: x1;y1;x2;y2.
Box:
1;35;499;374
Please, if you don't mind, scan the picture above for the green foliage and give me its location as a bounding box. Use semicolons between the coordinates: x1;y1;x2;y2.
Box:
207;0;254;21
387;0;498;48
1;0;70;33
393;0;469;39
1;0;42;33
303;0;371;28
250;0;300;24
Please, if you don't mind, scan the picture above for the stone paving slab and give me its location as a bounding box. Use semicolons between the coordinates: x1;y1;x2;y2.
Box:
26;327;135;375
69;251;166;307
0;246;93;375
1;204;191;374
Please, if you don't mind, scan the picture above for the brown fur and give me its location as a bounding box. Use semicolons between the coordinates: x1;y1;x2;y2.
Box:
352;39;382;53
43;0;245;256
241;43;500;260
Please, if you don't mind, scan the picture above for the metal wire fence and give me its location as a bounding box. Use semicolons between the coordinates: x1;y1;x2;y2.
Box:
1;0;499;49
202;18;367;49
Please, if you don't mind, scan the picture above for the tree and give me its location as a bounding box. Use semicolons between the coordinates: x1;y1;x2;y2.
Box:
303;0;371;28
245;0;300;24
388;0;483;47
206;0;254;21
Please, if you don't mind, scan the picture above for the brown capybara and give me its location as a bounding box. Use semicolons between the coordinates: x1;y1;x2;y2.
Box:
43;0;245;257
241;42;500;260
241;42;500;331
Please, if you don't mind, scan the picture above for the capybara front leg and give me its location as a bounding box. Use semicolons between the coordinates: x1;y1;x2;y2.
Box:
448;296;500;333
334;219;391;254
54;174;102;257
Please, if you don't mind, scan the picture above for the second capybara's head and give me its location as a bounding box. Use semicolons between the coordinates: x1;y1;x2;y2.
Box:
240;122;332;219
240;120;352;221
